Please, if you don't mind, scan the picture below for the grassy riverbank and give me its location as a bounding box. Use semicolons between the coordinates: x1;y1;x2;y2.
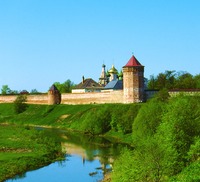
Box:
0;103;141;181
0;103;141;139
1;95;199;182
0;125;64;182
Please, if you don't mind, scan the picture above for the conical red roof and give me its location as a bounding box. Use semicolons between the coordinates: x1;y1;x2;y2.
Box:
124;55;143;67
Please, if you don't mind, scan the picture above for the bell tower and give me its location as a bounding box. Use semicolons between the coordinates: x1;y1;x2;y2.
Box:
99;64;108;86
123;55;144;103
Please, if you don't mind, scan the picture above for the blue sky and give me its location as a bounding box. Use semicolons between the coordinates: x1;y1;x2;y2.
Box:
0;0;200;92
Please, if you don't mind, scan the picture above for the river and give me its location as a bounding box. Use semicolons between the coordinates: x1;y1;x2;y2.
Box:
6;128;126;182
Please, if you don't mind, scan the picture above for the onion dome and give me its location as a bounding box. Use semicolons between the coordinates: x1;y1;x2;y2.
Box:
108;65;118;74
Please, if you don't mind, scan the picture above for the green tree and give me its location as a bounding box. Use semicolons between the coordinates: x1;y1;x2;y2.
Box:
169;161;200;182
113;95;200;182
30;89;40;94
156;72;167;89
112;148;136;182
148;75;156;89
54;79;75;93
63;79;75;93
14;95;28;114
157;95;200;175
175;72;195;89
80;106;111;135
154;70;175;89
155;88;170;102
111;104;140;134
147;70;200;90
187;137;200;163
11;90;19;94
194;74;200;88
132;98;166;145
1;85;11;95
113;136;176;182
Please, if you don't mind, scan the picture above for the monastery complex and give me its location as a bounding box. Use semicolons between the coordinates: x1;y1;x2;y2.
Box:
0;54;199;105
36;55;200;105
0;55;150;105
71;55;144;101
48;55;146;105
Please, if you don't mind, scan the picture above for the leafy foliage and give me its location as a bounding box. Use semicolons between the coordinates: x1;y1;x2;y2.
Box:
112;148;136;182
1;97;199;181
0;103;141;136
1;85;19;95
113;95;200;182
187;137;200;163
111;104;141;134
54;79;75;93
79;106;111;135
132;97;167;144
148;70;200;90
1;85;12;95
14;95;28;114
155;88;170;102
78;104;141;135
30;89;40;94
157;95;200;174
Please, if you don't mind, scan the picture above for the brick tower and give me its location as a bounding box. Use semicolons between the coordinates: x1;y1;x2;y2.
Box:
48;84;61;105
123;55;144;103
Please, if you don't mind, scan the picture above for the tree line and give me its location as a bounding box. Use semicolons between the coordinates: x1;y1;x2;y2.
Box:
0;79;75;95
0;85;41;95
147;70;200;90
1;70;200;95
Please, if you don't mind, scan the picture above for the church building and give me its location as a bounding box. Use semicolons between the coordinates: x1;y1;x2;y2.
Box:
71;54;145;103
103;65;123;91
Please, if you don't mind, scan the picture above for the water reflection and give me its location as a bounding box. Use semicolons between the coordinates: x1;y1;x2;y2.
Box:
6;129;127;182
7;154;107;182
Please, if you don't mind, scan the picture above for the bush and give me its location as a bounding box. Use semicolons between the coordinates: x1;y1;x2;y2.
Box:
79;104;141;135
132;98;166;145
14;95;28;114
111;104;141;134
80;106;112;135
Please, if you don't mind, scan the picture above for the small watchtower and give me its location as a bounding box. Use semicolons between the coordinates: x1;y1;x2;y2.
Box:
123;55;144;103
48;84;61;105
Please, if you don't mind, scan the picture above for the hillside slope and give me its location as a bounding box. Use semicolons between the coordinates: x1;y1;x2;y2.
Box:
0;103;141;137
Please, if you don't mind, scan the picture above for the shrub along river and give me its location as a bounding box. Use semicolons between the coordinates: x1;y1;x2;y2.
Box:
6;128;127;182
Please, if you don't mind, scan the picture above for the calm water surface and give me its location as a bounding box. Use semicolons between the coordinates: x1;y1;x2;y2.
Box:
6;128;125;182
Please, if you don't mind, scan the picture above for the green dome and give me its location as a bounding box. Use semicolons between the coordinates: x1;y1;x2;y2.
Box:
118;70;123;80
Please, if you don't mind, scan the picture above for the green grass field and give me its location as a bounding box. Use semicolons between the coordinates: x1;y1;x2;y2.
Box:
0;125;64;181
